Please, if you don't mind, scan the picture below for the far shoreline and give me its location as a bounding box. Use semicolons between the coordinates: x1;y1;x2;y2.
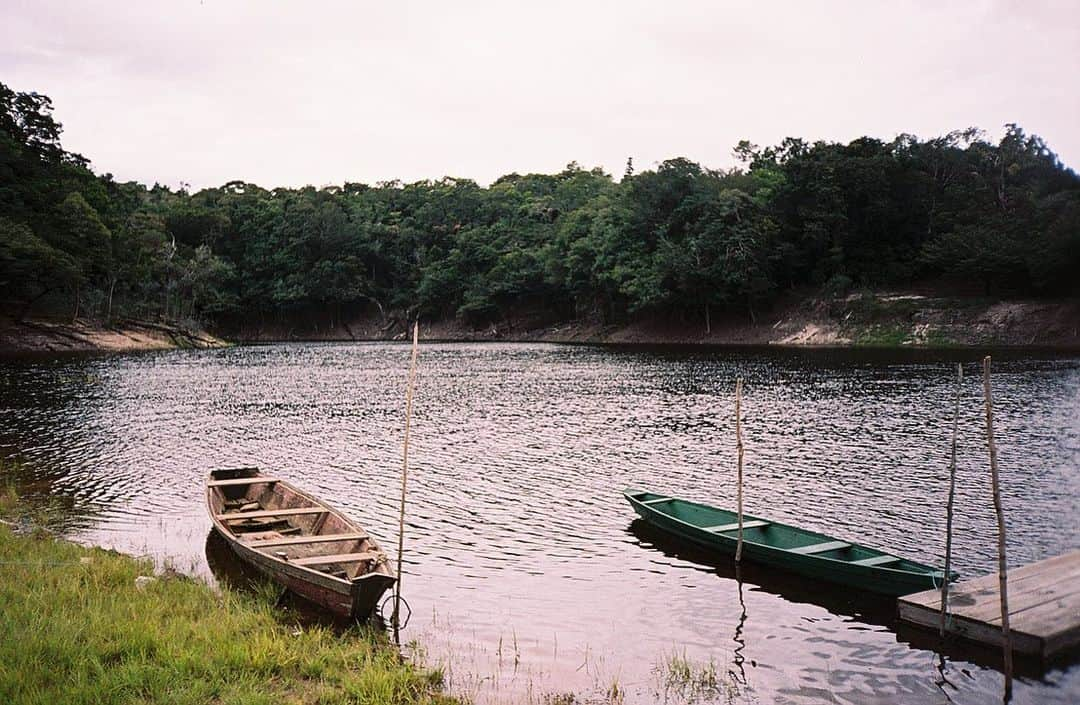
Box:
219;292;1080;354
4;320;1080;360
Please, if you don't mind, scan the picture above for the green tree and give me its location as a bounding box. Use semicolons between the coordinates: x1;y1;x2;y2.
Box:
0;218;79;320
56;192;112;319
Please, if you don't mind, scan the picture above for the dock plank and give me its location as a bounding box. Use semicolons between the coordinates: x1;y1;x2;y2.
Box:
960;571;1080;624
901;551;1080;605
897;549;1080;658
1004;587;1080;629
902;556;1080;613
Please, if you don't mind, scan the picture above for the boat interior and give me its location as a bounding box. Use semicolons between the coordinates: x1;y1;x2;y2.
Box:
628;490;938;574
209;468;386;581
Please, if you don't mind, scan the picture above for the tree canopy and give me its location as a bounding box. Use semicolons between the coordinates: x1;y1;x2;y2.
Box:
2;81;1078;329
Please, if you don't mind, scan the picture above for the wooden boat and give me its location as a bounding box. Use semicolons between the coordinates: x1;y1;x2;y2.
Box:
624;489;957;597
206;467;396;619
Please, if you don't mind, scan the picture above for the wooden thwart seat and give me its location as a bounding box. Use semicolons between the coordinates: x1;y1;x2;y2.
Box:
791;540;851;555
233;522;301;535
703;519;770;533
217;507;325;521
208;477;280;487
851;555;901;567
641;497;673;505
291;551;382;567
247;532;369;548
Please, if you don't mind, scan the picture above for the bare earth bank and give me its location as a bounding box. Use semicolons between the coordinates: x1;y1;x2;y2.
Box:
3;295;1077;354
226;295;1080;349
0;317;229;354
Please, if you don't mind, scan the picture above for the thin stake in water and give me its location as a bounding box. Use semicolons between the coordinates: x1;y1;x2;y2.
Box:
983;355;1012;697
393;321;420;643
735;377;745;563
941;362;962;637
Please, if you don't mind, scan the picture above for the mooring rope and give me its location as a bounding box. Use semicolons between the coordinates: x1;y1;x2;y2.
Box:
380;592;412;630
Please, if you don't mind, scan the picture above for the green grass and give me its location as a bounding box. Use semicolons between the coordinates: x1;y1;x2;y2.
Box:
0;492;456;705
851;324;959;348
921;327;958;348
852;325;910;347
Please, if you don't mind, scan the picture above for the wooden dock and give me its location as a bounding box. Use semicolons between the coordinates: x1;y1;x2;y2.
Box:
898;550;1080;658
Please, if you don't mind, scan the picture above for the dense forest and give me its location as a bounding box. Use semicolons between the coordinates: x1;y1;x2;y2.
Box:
2;80;1079;333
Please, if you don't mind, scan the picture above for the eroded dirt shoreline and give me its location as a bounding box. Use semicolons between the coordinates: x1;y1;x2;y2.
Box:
0;318;229;354
226;295;1080;350
4;295;1079;354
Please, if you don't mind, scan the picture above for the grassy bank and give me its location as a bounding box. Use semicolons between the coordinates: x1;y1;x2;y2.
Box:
0;488;453;705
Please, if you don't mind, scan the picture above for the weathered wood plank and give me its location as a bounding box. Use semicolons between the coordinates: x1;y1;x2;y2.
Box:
291;551;382;567
900;550;1080;608
246;532;369;548
1002;588;1080;634
901;556;1080;612
897;550;1080;658
217;507;325;521
897;601;1044;655
207;477;280;487
960;571;1080;623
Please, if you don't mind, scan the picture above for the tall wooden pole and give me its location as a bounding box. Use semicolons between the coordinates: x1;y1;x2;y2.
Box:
392;321;420;643
983;355;1012;696
940;362;962;637
735;378;745;563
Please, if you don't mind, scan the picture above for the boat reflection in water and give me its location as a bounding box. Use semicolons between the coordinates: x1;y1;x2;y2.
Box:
628;518;896;624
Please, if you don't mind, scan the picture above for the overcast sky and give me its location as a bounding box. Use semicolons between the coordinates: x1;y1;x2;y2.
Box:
3;1;1078;190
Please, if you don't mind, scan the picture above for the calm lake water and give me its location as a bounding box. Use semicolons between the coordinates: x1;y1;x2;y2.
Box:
1;342;1078;704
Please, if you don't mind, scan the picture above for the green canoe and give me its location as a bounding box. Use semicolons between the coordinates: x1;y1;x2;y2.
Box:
624;489;956;597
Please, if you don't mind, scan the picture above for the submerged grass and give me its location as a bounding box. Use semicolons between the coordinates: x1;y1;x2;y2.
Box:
0;492;455;705
655;649;750;704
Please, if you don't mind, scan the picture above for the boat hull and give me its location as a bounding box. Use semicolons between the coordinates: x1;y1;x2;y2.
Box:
207;468;396;620
216;528;395;619
625;490;952;597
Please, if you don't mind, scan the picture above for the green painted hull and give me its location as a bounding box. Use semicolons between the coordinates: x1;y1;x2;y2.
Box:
624;489;956;597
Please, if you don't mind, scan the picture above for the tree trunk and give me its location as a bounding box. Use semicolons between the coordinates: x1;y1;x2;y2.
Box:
106;277;117;323
72;284;81;323
361;294;386;322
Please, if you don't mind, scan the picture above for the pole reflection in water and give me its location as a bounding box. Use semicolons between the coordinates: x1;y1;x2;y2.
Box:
731;564;748;687
935;651;958;705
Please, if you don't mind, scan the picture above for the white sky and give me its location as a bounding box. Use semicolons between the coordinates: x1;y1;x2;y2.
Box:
3;0;1078;189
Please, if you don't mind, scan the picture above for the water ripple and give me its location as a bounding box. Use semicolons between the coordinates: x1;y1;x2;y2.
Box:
0;343;1078;704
